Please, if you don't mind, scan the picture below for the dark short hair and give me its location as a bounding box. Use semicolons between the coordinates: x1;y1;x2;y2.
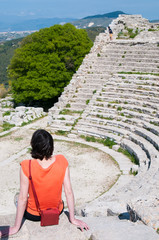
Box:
30;129;54;160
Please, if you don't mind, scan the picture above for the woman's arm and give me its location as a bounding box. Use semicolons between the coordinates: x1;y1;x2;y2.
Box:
1;167;29;237
63;167;89;232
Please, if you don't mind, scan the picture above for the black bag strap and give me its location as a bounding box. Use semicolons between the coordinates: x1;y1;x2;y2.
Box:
29;160;41;214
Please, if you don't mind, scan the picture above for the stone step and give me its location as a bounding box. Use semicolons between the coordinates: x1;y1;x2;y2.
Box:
85;59;159;67
80;64;159;72
135;127;159;151
50;124;72;132
94;102;157;117
76;77;159;89
100;52;159;58
92;96;159;110
83;216;159;240
80;60;159;68
76;121;129;137
116;74;159;81
143;122;159;136
83;167;159;231
100;87;159;97
111;79;159;87
78;67;159;75
74;125;122;143
121;139;149;170
86;102;158;120
102;46;159;53
92;91;159;104
83;108;158;125
102;80;159;88
1;214;158;240
76;119;158;165
82;112;159;137
95;56;159;62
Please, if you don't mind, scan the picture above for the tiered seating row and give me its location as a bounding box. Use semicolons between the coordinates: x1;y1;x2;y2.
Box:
48;40;159;174
74;73;159;170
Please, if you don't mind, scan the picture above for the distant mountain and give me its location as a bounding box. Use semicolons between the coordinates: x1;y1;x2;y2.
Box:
71;11;126;29
83;11;126;19
71;17;112;29
150;19;159;23
0;11;126;32
0;17;76;32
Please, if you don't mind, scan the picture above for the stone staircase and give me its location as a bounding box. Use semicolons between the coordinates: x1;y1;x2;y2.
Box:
48;15;159;232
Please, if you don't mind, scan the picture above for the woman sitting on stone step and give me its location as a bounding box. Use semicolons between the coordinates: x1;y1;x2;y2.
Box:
0;129;89;237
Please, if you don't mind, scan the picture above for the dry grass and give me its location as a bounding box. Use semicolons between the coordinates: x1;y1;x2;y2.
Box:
0;84;8;99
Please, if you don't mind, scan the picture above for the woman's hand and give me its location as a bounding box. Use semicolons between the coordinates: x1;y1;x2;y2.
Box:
71;218;89;232
8;226;19;235
63;168;89;232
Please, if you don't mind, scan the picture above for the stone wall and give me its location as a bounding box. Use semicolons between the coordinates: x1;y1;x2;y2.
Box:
110;14;151;34
0;97;46;127
109;14;159;42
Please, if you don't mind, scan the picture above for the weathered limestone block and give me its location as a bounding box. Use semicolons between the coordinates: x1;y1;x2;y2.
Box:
1;214;158;240
1;104;46;127
15;106;26;112
11;115;23;126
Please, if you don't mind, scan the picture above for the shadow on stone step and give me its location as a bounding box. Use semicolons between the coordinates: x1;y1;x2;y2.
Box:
0;226;10;240
64;211;70;221
0;216;26;240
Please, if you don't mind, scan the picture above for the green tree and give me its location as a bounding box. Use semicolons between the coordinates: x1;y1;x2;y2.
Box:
8;23;93;106
0;38;22;87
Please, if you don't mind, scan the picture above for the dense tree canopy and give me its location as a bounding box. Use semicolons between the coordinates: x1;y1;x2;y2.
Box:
0;38;21;87
8;23;93;105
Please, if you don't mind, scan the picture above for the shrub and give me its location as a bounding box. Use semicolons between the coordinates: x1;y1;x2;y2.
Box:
86;99;90;105
55;130;67;136
59;117;66;120
3;111;11;117
66;103;71;108
148;28;156;31
0;84;8;99
117;106;122;111
129;168;138;176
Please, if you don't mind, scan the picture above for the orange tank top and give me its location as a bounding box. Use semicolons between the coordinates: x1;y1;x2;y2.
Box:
20;155;68;216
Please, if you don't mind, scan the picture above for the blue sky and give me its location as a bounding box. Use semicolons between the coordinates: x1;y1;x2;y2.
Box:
0;0;158;20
